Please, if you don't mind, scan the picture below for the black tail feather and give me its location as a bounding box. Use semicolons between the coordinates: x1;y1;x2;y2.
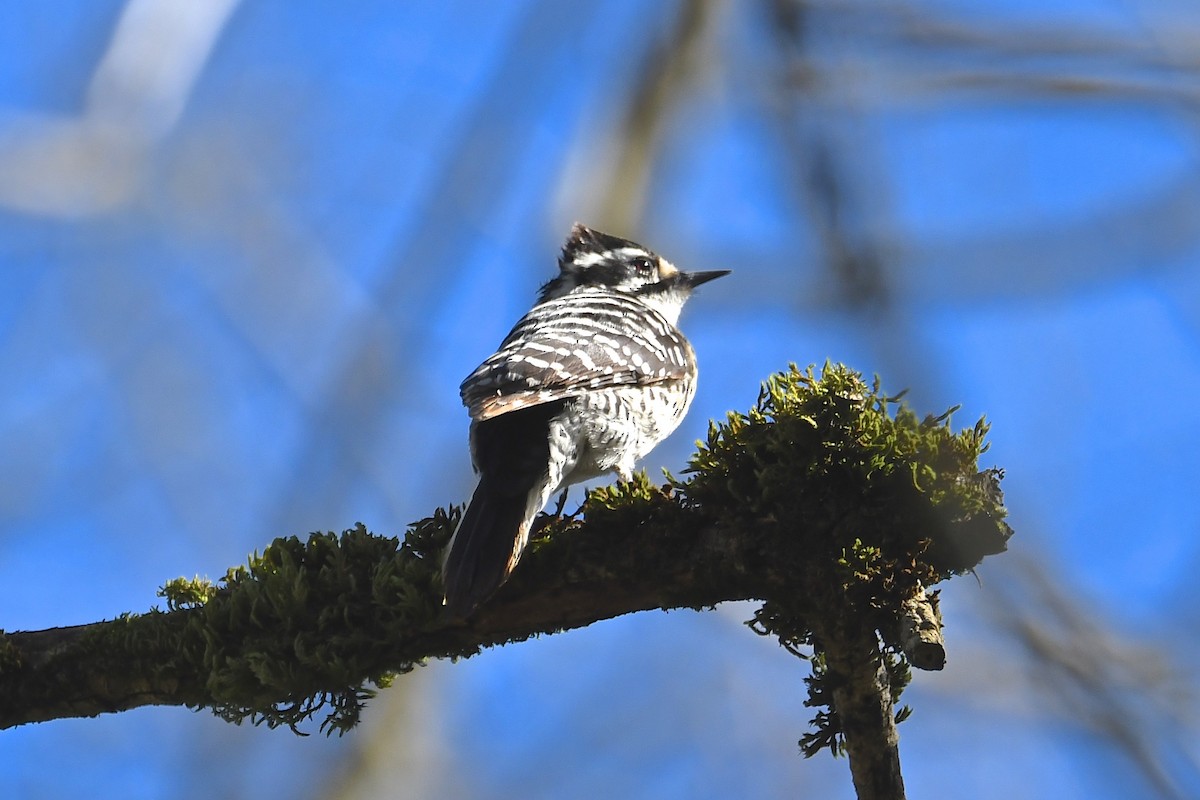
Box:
444;400;566;618
442;480;530;618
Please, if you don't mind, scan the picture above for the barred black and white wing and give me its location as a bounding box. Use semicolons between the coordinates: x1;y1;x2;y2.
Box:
460;288;696;421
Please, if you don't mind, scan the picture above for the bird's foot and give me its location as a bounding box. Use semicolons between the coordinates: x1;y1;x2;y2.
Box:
551;487;570;517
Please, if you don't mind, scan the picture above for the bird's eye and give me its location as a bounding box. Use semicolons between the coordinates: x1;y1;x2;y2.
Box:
631;257;655;275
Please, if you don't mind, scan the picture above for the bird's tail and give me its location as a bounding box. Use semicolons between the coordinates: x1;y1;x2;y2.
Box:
442;478;535;619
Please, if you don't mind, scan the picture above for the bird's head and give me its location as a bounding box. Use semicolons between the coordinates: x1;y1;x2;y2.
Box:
539;223;729;323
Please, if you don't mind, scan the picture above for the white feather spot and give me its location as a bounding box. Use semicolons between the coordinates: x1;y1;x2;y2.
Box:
573;251;606;267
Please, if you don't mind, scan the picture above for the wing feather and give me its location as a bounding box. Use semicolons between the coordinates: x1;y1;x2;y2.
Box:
460;290;694;421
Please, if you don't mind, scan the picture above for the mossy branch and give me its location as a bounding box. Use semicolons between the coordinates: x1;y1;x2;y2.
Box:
0;364;1011;800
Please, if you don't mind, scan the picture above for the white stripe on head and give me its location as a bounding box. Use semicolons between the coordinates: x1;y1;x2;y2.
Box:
570;250;607;268
615;246;651;259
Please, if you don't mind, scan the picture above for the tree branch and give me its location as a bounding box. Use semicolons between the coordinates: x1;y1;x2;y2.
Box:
817;613;906;800
0;511;760;730
0;364;1013;800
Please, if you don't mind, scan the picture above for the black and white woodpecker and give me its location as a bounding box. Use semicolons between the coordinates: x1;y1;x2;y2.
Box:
442;223;730;617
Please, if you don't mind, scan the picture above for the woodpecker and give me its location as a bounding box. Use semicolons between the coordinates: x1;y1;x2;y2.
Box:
442;223;729;618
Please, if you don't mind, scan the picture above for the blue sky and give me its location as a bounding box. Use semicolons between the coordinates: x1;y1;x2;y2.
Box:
2;1;1199;798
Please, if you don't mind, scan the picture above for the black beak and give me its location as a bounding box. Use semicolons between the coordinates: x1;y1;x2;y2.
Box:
683;269;731;288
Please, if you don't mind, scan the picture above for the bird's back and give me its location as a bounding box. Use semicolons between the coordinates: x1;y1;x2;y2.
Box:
461;287;697;423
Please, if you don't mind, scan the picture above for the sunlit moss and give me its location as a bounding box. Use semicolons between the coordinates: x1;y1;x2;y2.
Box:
114;517;449;734
692;363;1011;755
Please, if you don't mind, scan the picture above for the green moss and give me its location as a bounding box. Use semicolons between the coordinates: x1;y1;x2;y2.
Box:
690;363;1011;755
158;576;217;610
688;363;1008;575
189;518;454;733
